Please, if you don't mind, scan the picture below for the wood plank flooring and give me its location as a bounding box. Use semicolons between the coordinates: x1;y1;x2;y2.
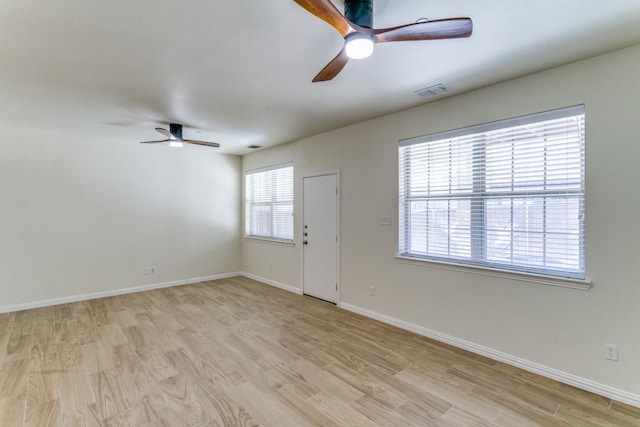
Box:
1;276;639;426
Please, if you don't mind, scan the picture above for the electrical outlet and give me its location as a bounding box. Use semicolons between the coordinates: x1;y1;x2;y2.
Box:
143;267;156;275
604;343;618;361
369;286;375;296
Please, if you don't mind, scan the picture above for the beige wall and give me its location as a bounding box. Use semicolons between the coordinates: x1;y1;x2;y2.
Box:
0;125;241;308
242;44;640;396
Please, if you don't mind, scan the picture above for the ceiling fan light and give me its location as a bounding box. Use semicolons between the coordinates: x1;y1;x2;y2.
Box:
345;33;374;59
169;140;184;148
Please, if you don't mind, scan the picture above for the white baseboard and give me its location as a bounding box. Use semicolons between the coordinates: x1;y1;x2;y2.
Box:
239;272;302;295
0;272;240;314
339;302;640;409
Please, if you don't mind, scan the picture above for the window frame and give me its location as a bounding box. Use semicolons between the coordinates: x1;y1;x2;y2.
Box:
398;106;587;284
244;162;294;243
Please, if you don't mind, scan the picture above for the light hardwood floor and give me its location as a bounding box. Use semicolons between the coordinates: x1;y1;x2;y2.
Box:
1;276;639;426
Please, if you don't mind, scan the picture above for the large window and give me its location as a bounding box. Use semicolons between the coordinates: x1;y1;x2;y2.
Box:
245;163;294;242
399;106;585;279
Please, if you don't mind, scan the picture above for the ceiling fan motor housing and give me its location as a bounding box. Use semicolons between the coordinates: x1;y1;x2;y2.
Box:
169;123;183;139
345;0;373;28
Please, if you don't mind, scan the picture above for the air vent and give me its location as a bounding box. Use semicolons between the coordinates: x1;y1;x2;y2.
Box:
414;83;449;98
247;145;263;149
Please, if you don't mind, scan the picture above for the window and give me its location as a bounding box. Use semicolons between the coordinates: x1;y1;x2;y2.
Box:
245;163;294;242
399;106;585;279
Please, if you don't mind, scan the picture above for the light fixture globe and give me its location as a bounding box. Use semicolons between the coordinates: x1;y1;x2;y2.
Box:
344;32;375;59
169;140;184;148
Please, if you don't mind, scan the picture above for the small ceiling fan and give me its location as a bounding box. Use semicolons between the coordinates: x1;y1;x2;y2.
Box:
140;123;220;148
293;0;473;82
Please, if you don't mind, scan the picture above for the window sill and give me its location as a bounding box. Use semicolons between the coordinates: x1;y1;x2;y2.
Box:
395;255;592;291
244;236;295;247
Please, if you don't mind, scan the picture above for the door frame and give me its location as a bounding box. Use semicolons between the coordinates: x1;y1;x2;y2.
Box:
301;170;341;305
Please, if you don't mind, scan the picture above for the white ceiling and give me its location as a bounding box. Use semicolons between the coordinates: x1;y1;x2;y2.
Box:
1;0;640;154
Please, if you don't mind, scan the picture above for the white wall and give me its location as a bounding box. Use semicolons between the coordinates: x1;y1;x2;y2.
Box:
0;125;241;309
242;44;640;398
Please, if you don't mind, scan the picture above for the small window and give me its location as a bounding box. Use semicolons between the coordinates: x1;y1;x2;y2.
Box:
399;106;585;279
245;163;294;242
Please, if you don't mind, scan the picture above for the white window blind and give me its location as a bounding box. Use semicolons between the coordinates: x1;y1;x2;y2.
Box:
245;163;294;242
399;106;585;279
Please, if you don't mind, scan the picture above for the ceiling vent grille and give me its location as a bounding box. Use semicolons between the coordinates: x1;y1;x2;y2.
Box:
415;83;449;98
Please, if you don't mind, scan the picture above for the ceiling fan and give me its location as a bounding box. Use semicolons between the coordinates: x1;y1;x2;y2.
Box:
140;123;220;148
293;0;473;82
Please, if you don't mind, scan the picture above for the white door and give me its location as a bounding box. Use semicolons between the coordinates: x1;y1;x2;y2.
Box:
303;173;339;304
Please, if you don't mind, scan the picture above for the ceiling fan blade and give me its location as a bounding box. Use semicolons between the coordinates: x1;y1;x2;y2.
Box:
155;127;172;138
313;48;350;82
140;139;169;144
374;18;472;43
293;0;355;36
183;139;221;148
